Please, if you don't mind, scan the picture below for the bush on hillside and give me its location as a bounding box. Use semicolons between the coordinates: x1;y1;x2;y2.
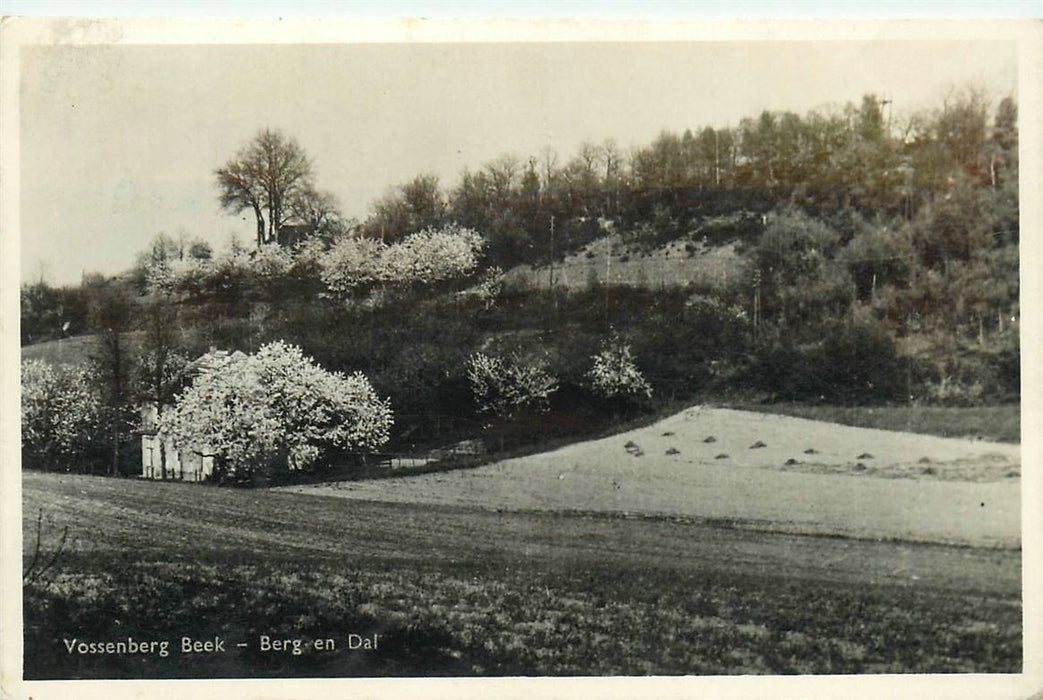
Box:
585;338;652;402
749;307;910;404
466;352;558;422
321;225;484;299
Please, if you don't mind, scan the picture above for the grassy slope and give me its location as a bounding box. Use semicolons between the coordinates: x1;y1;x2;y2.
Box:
503;236;747;292
23;472;1020;678
21;331;146;367
292;408;1021;547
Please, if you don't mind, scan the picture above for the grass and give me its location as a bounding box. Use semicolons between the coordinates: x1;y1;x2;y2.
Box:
22;471;1021;678
728;402;1020;444
20;331;146;367
504;236;748;293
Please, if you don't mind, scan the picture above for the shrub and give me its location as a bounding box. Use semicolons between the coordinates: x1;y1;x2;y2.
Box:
585;338;652;401
320;224;484;299
466;352;558;421
750;307;908;404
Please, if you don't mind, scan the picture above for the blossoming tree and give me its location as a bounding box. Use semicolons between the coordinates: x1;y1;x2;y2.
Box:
586;338;653;401
21;360;102;470
158;341;392;480
466;352;559;421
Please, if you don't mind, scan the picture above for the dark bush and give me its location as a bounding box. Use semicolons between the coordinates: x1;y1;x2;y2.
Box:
750;311;909;404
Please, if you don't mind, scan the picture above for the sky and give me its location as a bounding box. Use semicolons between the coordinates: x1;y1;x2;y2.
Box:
19;38;1017;286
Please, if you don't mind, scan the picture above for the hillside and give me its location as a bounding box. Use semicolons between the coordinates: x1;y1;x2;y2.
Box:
286;407;1021;547
21;334;105;367
21;330;150;367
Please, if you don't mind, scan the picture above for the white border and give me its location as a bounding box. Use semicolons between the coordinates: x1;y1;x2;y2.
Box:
1;15;1040;700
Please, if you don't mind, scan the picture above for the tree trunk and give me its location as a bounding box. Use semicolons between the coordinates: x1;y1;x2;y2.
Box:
253;203;266;249
110;332;122;477
111;420;119;477
160;438;167;480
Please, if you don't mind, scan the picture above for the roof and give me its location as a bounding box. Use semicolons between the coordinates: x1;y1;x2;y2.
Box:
185;349;248;378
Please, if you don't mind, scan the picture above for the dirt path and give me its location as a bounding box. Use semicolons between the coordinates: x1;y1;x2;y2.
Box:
285;408;1021;547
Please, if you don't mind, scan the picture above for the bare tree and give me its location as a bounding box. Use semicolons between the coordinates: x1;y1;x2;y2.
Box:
288;184;345;242
216;129;315;248
485;154;520;206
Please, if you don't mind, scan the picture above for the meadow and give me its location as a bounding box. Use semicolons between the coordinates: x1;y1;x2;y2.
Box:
23;467;1021;679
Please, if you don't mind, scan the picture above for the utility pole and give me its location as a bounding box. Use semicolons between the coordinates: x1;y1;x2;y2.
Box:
714;128;720;187
880;97;893;136
549;215;558;314
549;215;555;290
752;268;761;343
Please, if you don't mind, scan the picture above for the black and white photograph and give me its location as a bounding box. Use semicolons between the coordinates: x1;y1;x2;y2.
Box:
2;12;1041;700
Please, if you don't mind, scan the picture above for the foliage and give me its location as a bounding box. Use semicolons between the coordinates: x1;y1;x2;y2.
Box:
158;341;392;479
22;91;1022;474
85;280;138;476
362;173;447;243
21;282;68;345
466;352;559;421
21;360;103;470
585;337;652;401
750;306;910;404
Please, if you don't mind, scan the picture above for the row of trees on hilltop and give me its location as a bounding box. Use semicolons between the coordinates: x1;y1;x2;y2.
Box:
349;90;1016;272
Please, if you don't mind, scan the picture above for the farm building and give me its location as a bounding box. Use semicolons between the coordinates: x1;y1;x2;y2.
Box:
140;349;247;481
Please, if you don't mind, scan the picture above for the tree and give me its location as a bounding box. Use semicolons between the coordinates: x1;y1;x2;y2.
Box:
216;129;315;248
159;342;393;480
365;174;445;243
86;280;136;476
287;184;344;243
20;281;63;345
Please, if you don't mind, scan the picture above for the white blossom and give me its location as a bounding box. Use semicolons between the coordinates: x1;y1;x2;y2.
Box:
21;360;102;463
158;341;392;477
586;339;652;400
320;224;484;298
466;352;558;420
249;243;295;280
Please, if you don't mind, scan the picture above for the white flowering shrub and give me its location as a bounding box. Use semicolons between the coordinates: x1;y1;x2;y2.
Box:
586;339;653;401
249;243;295;280
466;352;558;420
144;260;179;296
320;235;388;295
158;341;392;478
21;360;102;468
144;245;295;298
394;225;484;282
320;224;484;298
